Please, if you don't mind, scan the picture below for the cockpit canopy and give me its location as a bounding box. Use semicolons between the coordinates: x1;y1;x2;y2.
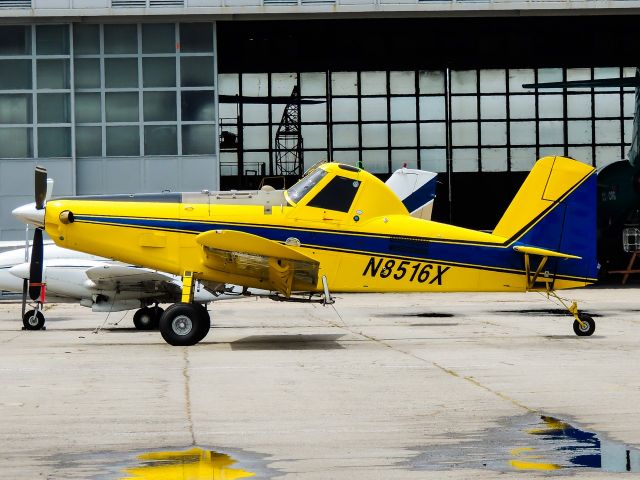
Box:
285;162;408;220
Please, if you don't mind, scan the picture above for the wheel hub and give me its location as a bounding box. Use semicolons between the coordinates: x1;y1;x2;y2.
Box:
28;315;39;326
172;315;193;336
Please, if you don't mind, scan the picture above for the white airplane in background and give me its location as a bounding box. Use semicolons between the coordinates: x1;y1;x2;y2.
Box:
1;166;437;332
0;243;228;331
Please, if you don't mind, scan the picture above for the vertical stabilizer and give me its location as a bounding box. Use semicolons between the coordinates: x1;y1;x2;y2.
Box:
495;156;598;282
385;168;437;220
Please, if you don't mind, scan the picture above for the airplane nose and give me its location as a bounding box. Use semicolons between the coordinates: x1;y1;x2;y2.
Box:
12;203;45;228
8;263;29;280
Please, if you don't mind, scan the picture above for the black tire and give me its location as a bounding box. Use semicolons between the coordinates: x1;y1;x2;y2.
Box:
193;303;211;342
573;314;596;337
23;310;45;330
133;307;156;330
159;303;206;346
151;305;164;322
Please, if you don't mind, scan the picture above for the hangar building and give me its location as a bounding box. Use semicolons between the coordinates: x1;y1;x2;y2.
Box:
0;1;637;239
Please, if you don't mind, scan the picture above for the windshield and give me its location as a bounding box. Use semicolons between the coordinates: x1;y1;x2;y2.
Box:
286;169;327;203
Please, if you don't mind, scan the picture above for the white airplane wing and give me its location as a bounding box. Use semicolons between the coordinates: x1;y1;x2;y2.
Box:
385;168;437;220
84;264;178;292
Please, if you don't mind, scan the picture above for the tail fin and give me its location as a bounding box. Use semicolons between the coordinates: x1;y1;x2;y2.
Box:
494;156;598;282
385;168;437;220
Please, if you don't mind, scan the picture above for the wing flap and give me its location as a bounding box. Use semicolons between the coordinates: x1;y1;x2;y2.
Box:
196;230;319;296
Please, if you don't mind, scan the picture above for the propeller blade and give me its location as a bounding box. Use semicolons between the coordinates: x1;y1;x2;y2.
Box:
45;178;54;202
523;77;640;90
21;278;27;319
34;166;47;210
28;228;43;301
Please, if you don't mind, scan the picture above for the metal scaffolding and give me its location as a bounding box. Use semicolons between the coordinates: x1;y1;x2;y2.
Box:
274;86;304;176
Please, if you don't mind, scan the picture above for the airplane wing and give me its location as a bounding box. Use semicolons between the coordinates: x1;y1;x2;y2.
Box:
196;230;319;297
85;264;179;294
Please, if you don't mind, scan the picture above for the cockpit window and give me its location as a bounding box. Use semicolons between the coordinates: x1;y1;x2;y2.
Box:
307;176;360;212
286;169;327;203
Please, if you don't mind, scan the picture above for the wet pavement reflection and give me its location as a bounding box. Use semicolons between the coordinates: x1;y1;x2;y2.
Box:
410;413;640;473
120;447;255;479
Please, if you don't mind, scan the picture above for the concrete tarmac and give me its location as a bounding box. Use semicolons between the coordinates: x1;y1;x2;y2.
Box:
0;287;639;479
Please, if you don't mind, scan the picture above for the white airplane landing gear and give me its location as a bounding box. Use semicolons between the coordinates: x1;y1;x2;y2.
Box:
22;303;45;330
133;305;164;330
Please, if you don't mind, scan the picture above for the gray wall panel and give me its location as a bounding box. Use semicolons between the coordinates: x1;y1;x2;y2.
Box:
75;158;104;195
76;156;218;195
143;157;181;192
0;196;31;241
177;156;218;191
0;159;73;240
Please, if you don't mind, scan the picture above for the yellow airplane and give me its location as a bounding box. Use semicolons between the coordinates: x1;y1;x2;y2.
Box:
13;156;598;346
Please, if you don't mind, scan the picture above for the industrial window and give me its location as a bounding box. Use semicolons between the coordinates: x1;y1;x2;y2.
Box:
219;67;633;180
0;22;216;160
71;22;216;158
306;175;360;212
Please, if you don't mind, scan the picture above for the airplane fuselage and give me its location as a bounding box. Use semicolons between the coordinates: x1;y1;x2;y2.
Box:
42;184;594;295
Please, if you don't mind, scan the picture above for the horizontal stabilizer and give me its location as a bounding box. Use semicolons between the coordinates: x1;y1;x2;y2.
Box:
513;245;581;260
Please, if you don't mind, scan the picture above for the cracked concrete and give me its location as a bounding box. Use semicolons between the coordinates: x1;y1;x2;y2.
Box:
0;286;638;478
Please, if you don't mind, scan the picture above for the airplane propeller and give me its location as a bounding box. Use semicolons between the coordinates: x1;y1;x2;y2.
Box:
21;166;48;317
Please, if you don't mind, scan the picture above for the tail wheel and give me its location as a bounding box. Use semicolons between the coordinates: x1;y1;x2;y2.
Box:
133;307;156;330
573;314;595;336
159;303;206;346
23;310;45;330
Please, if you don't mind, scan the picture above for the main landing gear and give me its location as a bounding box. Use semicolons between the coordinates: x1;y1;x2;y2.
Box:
158;271;211;346
133;305;164;330
159;302;211;346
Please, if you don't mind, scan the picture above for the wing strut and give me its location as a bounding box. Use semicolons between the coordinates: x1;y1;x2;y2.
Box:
514;245;581;291
523;253;552;291
321;275;335;305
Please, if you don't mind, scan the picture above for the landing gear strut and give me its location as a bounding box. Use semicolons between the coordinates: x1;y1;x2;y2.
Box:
158;271;211;346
